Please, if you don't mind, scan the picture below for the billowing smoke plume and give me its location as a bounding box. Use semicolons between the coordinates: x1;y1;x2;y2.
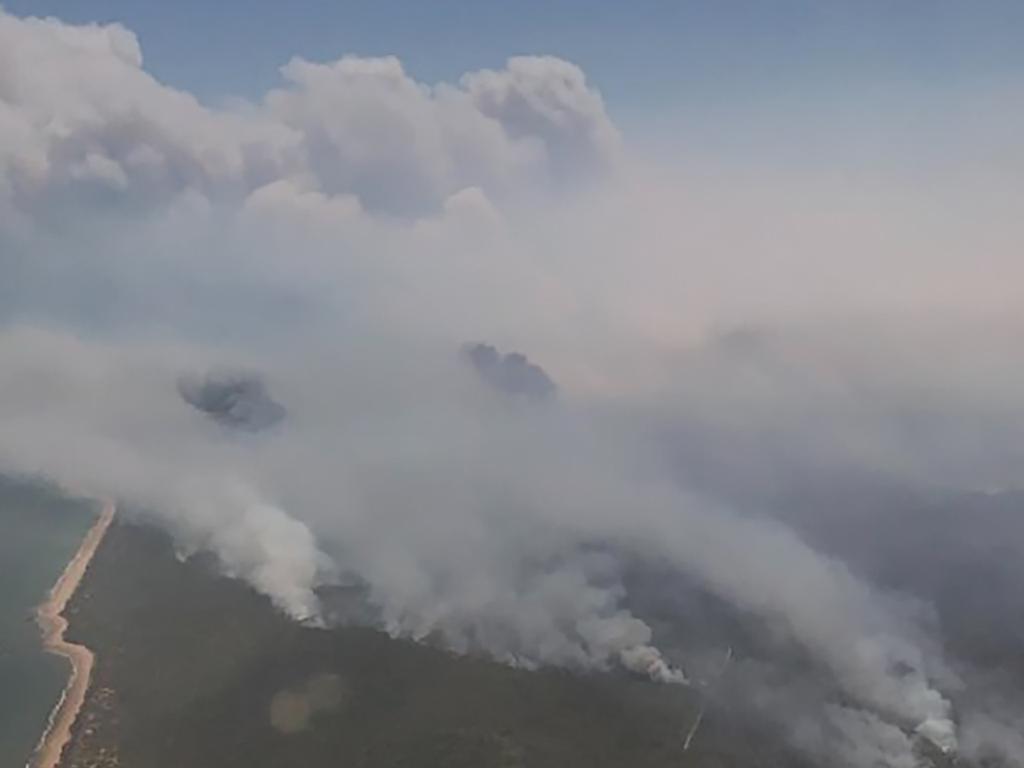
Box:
178;372;286;431
463;342;558;401
2;8;1023;766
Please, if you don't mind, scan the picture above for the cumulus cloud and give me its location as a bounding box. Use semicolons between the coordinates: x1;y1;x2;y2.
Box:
461;55;620;183
0;12;288;225
2;7;1024;767
0;12;618;226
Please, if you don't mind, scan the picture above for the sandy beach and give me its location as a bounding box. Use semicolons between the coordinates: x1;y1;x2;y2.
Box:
28;500;115;768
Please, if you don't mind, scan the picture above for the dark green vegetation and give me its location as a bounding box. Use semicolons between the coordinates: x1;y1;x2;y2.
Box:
0;477;95;768
61;521;808;768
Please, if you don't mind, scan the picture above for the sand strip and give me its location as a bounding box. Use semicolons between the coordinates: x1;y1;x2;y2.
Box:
28;500;115;768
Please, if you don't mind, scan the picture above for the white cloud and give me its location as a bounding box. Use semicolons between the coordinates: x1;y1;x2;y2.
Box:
0;11;619;225
462;55;620;182
0;11;290;220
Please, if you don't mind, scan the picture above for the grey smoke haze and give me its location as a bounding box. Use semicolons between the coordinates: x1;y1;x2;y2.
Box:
1;9;1023;767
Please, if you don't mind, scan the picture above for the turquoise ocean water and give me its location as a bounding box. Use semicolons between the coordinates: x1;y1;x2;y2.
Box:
0;478;95;768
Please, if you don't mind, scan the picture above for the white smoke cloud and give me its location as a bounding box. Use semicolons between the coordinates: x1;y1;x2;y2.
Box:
959;708;1024;768
2;8;1023;766
795;705;922;768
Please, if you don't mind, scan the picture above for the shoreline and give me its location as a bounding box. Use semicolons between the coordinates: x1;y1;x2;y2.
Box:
27;500;115;768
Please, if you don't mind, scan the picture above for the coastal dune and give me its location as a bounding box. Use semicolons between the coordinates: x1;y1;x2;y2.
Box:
28;500;115;768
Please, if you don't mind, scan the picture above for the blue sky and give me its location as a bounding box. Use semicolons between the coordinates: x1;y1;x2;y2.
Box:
5;1;1024;165
8;2;1024;113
